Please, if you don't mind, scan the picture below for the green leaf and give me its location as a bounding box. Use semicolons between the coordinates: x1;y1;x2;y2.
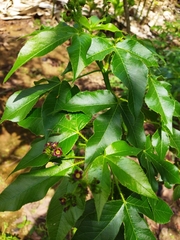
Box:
106;156;157;199
68;33;91;79
92;23;121;32
86;37;114;65
0;82;58;123
169;128;180;157
152;130;169;159
86;156;111;220
51;112;91;155
0;161;74;211
18;108;43;135
61;90;117;115
42;81;73;138
73;200;124;240
47;177;85;240
111;48;148;117
120;102;146;149
173;185;180;200
139;151;158;193
145;78;175;133
123;205;156;240
105;140;141;157
4;23;76;82
145;152;180;184
127;194;173;224
12;138;48;173
116;38;158;67
85;105;122;166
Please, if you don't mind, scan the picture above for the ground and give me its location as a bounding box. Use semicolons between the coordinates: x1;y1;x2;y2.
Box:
0;9;180;240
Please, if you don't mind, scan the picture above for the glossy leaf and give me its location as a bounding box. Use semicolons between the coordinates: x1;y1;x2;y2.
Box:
18;108;43;135
12;138;48;173
127;194;173;224
61;90;117;115
86;37;114;64
111;48;148;117
0;82;58;123
145;78;175;133
106;156;157;199
86;155;111;220
91;23;121;32
116;38;158;67
120;102;146;149
73;200;124;240
47;177;85;240
68;33;91;79
145;152;180;184
50;112;91;155
123;205;156;240
0;161;74;211
85;105;122;166
152;130;169;159
105;140;141;157
173;185;180;201
169;128;180;157
4;23;76;82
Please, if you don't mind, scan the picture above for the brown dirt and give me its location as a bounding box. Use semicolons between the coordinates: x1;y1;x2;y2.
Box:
0;15;180;240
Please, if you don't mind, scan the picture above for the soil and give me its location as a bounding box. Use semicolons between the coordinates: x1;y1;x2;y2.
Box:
0;6;180;239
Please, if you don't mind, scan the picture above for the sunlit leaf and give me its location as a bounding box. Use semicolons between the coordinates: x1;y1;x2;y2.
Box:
68;33;91;79
61;90;117;115
145;78;175;133
127;194;173;224
0;161;74;211
123;205;156;240
4;23;77;82
111;48;148;117
105;140;141;157
106;156;157;199
85;105;122;166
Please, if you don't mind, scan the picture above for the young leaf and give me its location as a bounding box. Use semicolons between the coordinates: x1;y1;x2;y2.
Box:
61;90;117;115
123;205;156;240
85;105;122;166
173;185;180;201
111;47;148;118
47;177;85;240
73;200;124;240
0;161;74;211
4;23;77;82
106;156;157;199
104;140;141;157
145;78;175;133
86;155;111;220
86;37;114;65
127;194;173;224
68;33;91;79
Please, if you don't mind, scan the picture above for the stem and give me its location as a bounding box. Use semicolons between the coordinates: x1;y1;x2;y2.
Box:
96;61;112;91
123;0;130;33
78;131;88;142
115;177;126;203
78;69;101;78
